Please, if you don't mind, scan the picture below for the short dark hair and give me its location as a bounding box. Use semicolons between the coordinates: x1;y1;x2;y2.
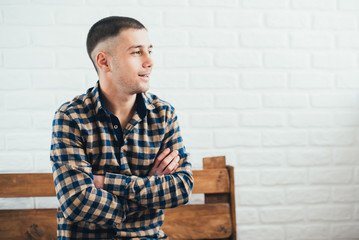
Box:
86;16;146;72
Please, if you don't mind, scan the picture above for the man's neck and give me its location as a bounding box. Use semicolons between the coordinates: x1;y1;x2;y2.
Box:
99;79;137;129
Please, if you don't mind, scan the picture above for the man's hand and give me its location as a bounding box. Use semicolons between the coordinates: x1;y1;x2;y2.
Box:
93;175;105;189
148;148;180;176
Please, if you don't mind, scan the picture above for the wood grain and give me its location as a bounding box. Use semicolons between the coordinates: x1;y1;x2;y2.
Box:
0;209;57;240
192;169;230;194
0;173;55;198
162;203;232;239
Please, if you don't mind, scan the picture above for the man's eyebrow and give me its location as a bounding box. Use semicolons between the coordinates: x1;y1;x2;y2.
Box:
128;45;153;50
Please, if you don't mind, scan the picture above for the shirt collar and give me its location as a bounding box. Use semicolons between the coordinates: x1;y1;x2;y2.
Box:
90;81;154;120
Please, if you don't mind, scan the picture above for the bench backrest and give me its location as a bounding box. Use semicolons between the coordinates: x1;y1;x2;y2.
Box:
0;156;236;240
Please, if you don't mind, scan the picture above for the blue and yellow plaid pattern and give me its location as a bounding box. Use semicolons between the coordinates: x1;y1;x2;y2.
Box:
50;82;193;239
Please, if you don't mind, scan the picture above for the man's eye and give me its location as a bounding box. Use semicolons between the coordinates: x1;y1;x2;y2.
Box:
133;51;140;55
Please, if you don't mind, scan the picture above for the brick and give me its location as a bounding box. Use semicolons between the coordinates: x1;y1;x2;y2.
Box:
216;11;262;27
240;31;288;48
313;14;357;30
190;112;237;128
0;0;31;3
260;207;305;223
263;130;307;146
32;111;54;130
238;227;284;240
265;13;310;28
236;208;258;224
308;205;352;221
235;170;259;186
292;0;335;9
6;92;56;110
7;132;51;151
190;0;236;7
334;112;359;127
215;93;261;109
333;186;359;203
253;85;285;106
150;71;188;89
238;189;285;206
34;152;52;173
35;197;58;209
332;224;359;239
215;130;261;147
241;72;287;89
337;72;359;88
181;130;212;149
190;72;237;89
56;49;92;69
215;51;261;68
33;0;85;4
313;53;356;69
288;149;331;166
310;168;352;184
31;27;84;47
242;0;287;8
241;112;285;127
338;0;359;10
0;198;34;209
4;49;54;69
150;29;187;47
0;27;29;47
337;33;359;49
291;32;334;49
0;71;31;90
311;93;358;108
0;113;31;129
261;169;306;186
160;92;214;110
286;225;329;240
55;90;87;107
164;10;213;27
289;112;333;127
264;52;310;68
310;130;355;146
3;6;54;25
163;51;212;68
55;7;109;25
190;30;237;47
289;72;334;89
334;149;359;165
0;134;5;150
236;150;285;166
32;71;86;90
139;0;186;5
0;153;33;172
287;187;330;204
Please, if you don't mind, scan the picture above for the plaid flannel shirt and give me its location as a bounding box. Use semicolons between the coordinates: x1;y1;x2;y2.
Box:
50;82;193;239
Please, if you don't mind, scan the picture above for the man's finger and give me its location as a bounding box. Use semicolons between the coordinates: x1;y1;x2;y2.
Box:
163;156;180;174
154;148;171;167
159;150;179;170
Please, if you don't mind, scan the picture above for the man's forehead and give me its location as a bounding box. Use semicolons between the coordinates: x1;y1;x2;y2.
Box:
117;28;152;48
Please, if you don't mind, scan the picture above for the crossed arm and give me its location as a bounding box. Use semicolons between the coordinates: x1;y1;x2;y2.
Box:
51;110;193;225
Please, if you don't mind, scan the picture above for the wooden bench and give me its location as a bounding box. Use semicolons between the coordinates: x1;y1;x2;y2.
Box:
0;156;236;240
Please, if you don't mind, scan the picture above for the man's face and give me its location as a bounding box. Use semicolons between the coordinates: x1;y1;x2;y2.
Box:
109;28;153;95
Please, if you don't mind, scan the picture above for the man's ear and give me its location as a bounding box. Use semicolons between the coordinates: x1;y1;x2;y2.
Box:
96;52;111;72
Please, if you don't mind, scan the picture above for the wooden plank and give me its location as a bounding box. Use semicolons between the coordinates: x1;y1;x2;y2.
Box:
162;203;232;239
192;169;229;194
227;165;237;240
203;156;226;169
0;209;57;240
203;156;229;204
0;173;55;198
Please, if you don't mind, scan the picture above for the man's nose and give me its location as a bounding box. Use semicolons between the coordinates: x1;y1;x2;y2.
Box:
143;53;153;68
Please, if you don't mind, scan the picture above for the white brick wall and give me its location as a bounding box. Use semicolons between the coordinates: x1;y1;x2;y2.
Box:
1;1;359;239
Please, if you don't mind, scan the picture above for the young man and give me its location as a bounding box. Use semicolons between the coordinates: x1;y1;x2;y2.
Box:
50;16;193;239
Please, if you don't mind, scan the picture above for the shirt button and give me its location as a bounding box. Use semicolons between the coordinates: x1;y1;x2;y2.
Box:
114;125;118;129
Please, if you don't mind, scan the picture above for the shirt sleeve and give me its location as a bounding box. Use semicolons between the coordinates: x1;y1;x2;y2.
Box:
103;109;194;209
50;110;139;225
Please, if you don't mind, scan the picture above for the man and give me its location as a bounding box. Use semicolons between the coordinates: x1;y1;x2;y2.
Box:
50;16;193;239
